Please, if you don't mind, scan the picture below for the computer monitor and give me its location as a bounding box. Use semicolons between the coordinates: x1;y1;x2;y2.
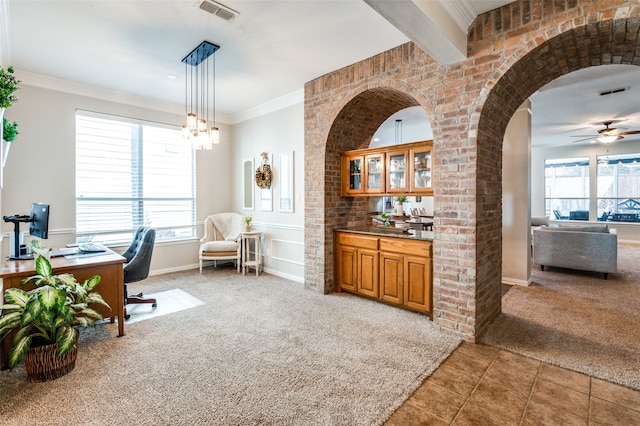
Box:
29;203;49;239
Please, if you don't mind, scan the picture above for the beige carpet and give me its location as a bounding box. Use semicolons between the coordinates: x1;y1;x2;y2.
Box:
482;243;640;390
0;267;460;425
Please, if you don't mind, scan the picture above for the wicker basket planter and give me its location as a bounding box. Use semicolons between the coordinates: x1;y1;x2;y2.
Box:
24;338;78;382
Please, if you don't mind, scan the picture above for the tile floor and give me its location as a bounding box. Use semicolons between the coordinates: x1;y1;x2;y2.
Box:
385;342;640;425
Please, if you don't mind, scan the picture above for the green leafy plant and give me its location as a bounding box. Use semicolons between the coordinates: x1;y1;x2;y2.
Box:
0;255;110;369
2;117;19;142
395;195;408;203
245;215;253;226
0;66;20;109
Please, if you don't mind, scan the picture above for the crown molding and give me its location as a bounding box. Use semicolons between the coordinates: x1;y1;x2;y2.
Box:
15;69;232;123
229;89;303;124
437;0;477;32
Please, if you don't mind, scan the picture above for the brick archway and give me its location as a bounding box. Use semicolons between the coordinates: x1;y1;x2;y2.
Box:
304;3;640;341
304;83;430;295
473;17;640;337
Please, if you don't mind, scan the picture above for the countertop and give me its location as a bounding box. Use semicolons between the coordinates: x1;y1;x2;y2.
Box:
335;226;434;241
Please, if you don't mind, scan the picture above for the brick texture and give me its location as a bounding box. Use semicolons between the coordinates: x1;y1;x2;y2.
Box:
304;0;640;341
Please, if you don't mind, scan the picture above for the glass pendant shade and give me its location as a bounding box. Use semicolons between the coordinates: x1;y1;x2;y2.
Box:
210;127;220;144
187;113;197;130
198;119;207;132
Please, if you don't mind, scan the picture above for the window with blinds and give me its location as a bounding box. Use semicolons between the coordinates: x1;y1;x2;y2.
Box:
76;111;195;245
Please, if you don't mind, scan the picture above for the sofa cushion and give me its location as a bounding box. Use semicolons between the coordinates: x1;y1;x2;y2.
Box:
544;224;609;233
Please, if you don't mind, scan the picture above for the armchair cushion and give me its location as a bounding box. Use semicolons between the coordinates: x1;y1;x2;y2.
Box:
201;240;238;253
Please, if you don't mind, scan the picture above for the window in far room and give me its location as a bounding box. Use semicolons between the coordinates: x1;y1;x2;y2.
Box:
544;157;589;220
75;111;196;245
597;153;640;223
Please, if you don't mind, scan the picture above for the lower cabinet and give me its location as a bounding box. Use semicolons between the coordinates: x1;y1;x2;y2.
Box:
335;231;432;316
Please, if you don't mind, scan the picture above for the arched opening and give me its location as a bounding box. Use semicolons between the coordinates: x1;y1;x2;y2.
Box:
479;19;640;382
311;87;429;293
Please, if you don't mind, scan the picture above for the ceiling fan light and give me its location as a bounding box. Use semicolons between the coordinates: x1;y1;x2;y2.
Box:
598;135;622;144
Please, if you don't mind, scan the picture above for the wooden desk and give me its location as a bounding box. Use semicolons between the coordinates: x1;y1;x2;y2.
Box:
0;250;125;369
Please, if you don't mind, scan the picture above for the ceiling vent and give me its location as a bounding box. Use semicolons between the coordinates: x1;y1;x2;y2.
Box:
199;0;238;21
598;87;629;96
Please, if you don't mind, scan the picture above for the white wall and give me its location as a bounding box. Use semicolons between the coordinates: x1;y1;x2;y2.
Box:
532;138;640;242
1;84;232;273
502;101;531;286
231;103;305;282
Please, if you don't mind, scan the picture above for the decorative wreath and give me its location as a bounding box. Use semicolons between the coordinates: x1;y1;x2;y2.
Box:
255;164;272;189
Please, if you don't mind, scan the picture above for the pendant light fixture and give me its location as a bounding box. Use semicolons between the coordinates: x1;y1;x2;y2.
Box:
182;41;220;149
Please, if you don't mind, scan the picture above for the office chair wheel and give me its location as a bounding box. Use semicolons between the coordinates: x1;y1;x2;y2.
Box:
125;313;131;320
152;303;157;308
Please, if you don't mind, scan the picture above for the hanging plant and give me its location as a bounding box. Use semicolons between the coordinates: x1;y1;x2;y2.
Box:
0;66;20;109
2;117;19;142
255;152;272;189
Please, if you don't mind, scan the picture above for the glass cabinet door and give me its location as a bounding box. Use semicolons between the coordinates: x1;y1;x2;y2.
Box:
365;154;385;193
386;149;408;193
410;146;432;193
348;157;362;191
342;154;363;195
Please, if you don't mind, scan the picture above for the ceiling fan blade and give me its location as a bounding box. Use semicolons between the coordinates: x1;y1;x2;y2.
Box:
619;130;640;136
571;137;597;143
571;135;598;138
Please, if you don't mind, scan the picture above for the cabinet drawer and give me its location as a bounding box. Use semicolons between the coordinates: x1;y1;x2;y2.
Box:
337;233;378;250
379;238;431;257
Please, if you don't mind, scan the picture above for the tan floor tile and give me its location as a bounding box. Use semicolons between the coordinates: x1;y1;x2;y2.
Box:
440;347;492;379
461;378;530;422
493;349;542;374
427;363;480;398
590;396;640;425
538;363;590;393
452;397;520;426
520;399;587;426
384;401;449;426
407;381;468;423
455;341;499;363
591;377;640;412
528;377;589;418
482;360;538;396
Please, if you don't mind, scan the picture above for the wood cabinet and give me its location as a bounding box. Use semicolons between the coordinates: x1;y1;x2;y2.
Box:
340;141;433;197
335;231;433;316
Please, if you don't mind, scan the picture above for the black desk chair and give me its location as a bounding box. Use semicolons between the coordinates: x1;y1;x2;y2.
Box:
123;227;157;319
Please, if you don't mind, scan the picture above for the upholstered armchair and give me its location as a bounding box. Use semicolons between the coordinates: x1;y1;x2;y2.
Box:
199;213;244;273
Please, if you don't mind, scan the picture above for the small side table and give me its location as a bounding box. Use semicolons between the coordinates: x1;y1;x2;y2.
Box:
241;231;263;276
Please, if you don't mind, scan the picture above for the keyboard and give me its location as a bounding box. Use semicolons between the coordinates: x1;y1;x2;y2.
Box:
78;243;107;253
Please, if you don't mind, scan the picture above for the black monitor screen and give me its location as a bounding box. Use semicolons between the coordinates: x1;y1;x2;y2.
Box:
29;203;49;239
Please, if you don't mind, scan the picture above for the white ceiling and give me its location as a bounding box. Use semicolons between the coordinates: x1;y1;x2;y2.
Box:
3;0;639;146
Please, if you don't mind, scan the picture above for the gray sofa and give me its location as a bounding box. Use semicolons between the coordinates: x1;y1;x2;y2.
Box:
533;224;617;279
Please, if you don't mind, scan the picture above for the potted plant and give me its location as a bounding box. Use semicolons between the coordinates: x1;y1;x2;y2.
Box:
2;117;18;167
245;215;253;231
0;255;110;381
0;65;20;109
394;195;408;216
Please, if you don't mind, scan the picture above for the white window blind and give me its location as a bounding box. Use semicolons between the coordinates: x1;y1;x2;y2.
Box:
76;111;195;244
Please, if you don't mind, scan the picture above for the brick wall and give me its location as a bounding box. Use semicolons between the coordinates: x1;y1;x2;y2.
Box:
304;0;640;340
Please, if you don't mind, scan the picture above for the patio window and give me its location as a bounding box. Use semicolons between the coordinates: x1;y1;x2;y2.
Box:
544;157;589;220
597;154;640;223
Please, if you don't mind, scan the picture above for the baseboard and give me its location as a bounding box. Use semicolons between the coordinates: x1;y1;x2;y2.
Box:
502;276;532;287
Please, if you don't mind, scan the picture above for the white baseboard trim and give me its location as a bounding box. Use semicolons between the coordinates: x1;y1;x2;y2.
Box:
502;276;532;287
262;266;304;283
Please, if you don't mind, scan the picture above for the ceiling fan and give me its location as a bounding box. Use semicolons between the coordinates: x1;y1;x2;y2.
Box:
572;120;640;144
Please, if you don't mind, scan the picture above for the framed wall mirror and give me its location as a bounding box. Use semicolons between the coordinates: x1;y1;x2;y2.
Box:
279;151;294;213
243;159;254;211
